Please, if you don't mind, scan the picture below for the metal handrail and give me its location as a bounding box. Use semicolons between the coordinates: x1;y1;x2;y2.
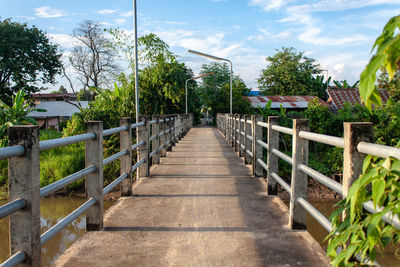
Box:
149;150;158;157
0;198;25;220
257;121;268;128
246;135;252;141
131;121;145;129
271;125;292;135
0;251;26;267
103;150;128;166
0;145;25;160
103;173;128;195
149;135;157;141
298;164;343;194
256;140;268;150
39;133;96;151
103;126;128;136
297;197;332;232
131;140;145;151
40;166;96;198
357;141;400;160
271;149;292;165
299;131;344;148
246;149;252;157
40;198;96;245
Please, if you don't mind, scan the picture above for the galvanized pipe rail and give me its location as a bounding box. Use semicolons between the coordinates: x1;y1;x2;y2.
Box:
0;113;193;267
217;113;400;265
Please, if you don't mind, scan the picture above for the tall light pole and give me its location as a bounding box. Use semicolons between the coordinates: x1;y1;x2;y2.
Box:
185;72;215;114
133;0;139;123
322;69;329;91
188;49;233;114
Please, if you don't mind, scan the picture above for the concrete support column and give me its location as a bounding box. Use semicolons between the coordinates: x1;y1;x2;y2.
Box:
239;115;244;157
266;116;279;195
289;119;309;230
8;125;40;266
85;121;104;230
160;116;167;157
138;116;150;178
152;116;160;165
244;115;252;164
343;122;373;198
253;115;263;177
120;118;132;196
234;115;239;151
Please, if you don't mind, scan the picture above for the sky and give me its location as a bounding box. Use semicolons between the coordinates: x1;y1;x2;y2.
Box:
1;0;400;91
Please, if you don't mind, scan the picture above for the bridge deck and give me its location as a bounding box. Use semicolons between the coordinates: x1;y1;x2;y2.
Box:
54;126;329;266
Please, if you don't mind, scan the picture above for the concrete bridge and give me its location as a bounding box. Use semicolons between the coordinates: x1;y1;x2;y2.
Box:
1;113;399;266
53;126;329;266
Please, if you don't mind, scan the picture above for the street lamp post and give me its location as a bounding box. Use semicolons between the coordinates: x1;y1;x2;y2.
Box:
185;72;215;114
188;49;233;114
133;0;139;123
322;69;329;91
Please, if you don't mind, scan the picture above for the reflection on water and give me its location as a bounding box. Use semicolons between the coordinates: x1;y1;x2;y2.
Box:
288;200;400;267
0;197;114;266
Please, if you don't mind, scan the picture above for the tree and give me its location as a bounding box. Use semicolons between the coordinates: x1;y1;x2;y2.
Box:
377;68;400;102
258;47;321;96
0;19;62;104
199;62;251;119
332;79;359;89
69;21;118;92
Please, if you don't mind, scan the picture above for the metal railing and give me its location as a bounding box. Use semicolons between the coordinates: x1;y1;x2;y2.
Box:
217;113;399;264
0;114;193;267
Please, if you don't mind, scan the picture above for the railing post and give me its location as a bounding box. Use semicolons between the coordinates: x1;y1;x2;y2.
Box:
231;114;235;147
120;117;132;196
289;119;309;229
253;115;263;177
171;116;175;147
159;116;167;157
8;125;40;266
167;116;173;151
244;115;252;164
85;121;104;230
138;116;150;178
152;116;160;165
343;122;373;197
239;115;244;157
267;116;279;195
234;115;239;151
225;114;228;139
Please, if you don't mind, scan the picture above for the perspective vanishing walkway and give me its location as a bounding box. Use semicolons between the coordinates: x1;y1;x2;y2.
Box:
54;126;330;266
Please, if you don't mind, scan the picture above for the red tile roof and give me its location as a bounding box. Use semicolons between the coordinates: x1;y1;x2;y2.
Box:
326;88;389;110
246;95;327;109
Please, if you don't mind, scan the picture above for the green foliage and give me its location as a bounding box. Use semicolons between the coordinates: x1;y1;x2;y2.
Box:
377;68;400;102
0;18;62;104
198;62;251;122
327;155;400;265
332;80;360;89
359;15;400;110
0;90;43;146
258;47;321;96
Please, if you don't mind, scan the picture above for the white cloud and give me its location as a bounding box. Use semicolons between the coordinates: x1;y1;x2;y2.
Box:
298;27;368;45
99;22;113;26
115;19;127;25
16;16;35;21
248;0;289;11
47;33;76;48
96;9;118;15
120;11;134;17
34;6;66;18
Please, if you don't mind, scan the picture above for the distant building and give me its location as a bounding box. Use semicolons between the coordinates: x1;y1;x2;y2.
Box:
31;93;78;104
326;88;389;110
27;101;88;130
246;95;327;111
248;90;260;96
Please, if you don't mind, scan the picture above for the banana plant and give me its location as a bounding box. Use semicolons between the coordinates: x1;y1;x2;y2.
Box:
0;90;45;146
332;80;359;89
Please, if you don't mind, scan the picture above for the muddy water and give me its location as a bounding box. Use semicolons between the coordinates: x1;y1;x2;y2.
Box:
306;200;400;267
0;197;114;266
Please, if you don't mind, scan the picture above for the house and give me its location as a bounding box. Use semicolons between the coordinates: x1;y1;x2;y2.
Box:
246;95;327;111
248;90;261;96
27;101;89;130
326;88;390;110
31;93;78;104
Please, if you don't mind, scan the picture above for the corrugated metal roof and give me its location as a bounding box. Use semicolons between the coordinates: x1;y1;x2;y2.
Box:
27;101;89;117
326;88;389;110
246;96;325;109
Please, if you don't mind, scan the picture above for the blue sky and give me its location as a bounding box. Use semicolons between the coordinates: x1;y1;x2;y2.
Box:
1;0;400;91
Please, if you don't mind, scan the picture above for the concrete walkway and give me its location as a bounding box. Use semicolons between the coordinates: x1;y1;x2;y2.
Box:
54;127;330;267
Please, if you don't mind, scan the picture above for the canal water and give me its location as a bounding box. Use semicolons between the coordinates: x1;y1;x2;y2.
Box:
0;197;114;266
0;198;399;266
